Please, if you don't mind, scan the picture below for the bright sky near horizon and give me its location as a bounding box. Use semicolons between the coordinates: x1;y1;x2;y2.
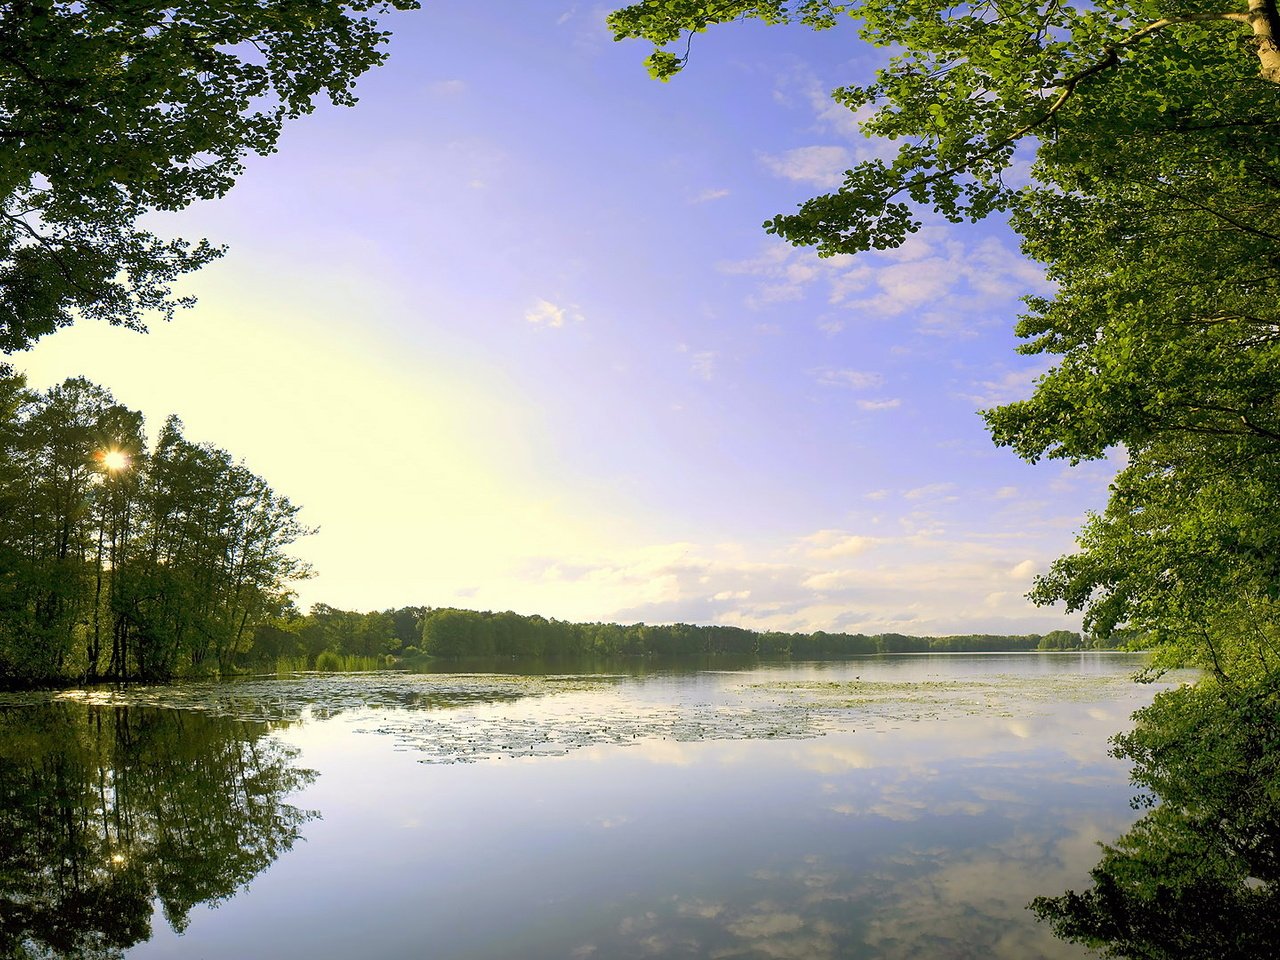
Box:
17;2;1114;635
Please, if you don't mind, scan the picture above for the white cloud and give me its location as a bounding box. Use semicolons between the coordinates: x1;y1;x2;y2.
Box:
719;227;1051;331
857;398;901;411
772;69;899;162
690;350;717;381
426;79;467;96
802;569;859;592
959;363;1052;408
525;298;583;328
691;187;731;204
717;242;829;307
511;523;1081;636
1009;559;1038;579
903;482;958;502
816;368;883;389
760;145;852;188
806;84;868;141
801;531;879;559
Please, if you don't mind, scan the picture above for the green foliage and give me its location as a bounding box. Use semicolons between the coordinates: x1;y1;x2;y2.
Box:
314;650;344;672
1032;673;1280;958
274;654;311;676
609;0;1280;673
414;606;1099;659
0;0;420;351
609;2;848;78
1037;629;1085;650
245;603;424;668
315;652;381;671
612;0;1278;251
0;369;311;685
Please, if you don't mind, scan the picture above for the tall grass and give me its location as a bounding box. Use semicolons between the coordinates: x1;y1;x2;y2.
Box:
274;655;310;676
273;653;384;675
314;652;383;673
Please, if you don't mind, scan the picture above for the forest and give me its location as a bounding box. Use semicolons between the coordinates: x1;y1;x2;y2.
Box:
237;602;1096;665
138;599;1102;671
0;369;308;686
411;606;1092;659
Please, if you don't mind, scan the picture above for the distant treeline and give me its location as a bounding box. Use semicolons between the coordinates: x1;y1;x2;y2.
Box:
241;604;1108;667
416;608;1102;658
248;603;425;666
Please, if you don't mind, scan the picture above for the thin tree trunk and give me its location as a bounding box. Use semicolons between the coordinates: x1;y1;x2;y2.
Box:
88;521;104;680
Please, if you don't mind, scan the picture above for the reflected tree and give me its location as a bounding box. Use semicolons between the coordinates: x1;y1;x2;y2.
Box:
0;702;316;958
1032;674;1280;958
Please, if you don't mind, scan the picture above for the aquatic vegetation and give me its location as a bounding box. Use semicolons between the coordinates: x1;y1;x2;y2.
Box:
16;659;1174;766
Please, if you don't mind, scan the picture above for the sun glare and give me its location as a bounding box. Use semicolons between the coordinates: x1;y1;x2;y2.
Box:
101;449;130;472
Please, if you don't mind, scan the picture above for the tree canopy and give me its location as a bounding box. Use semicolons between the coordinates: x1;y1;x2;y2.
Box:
609;0;1280;676
611;0;1278;252
0;370;311;684
0;0;417;352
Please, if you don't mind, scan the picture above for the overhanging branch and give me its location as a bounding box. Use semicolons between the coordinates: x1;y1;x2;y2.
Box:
874;9;1262;211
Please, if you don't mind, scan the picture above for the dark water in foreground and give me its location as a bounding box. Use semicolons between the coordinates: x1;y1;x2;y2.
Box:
1;653;1172;959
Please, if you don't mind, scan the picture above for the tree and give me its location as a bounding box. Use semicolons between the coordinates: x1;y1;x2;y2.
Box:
0;0;419;352
611;0;1278;253
0;372;311;684
0;375;141;680
115;414;311;678
609;0;1280;671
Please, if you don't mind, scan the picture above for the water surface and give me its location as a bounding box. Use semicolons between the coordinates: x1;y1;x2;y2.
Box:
1;653;1171;959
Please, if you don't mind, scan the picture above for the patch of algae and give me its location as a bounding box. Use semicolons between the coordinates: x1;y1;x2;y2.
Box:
745;674;1141;718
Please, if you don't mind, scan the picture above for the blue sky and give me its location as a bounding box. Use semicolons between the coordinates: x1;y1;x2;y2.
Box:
18;2;1114;634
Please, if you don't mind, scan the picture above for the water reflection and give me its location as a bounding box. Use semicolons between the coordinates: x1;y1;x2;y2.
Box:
0;703;315;958
0;654;1177;959
1033;674;1280;959
37;656;1156;766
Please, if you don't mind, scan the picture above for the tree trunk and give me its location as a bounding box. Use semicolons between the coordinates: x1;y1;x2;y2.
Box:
1250;0;1280;81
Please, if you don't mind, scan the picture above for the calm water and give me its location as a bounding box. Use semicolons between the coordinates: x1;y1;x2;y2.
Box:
1;653;1174;959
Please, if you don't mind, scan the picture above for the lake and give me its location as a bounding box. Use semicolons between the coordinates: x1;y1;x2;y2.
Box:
1;653;1174;959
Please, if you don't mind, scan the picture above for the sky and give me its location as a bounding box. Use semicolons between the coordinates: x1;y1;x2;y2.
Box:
16;2;1116;635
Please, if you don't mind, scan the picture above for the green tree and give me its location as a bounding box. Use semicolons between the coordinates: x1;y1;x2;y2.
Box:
0;375;139;680
0;373;311;685
420;607;478;658
611;0;1278;252
1037;629;1083;651
0;0;419;352
116;416;311;678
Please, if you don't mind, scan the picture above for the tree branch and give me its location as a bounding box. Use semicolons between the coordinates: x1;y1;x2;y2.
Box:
879;11;1259;208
